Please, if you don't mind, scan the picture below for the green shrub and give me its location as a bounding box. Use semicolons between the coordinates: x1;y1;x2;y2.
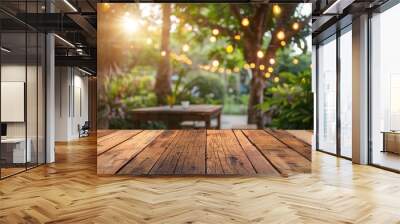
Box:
179;73;225;104
258;69;313;129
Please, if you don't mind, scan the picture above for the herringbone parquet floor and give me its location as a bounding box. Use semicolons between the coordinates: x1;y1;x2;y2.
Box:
1;135;400;223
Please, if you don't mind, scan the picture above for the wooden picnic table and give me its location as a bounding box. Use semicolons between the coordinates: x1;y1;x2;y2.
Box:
130;104;222;129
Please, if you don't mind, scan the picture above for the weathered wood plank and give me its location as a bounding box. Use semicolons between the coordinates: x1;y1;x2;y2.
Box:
118;130;179;175
265;129;311;161
206;130;224;175
233;130;280;176
97;130;116;138
150;131;191;175
174;130;206;175
97;130;163;175
242;130;311;176
207;130;256;175
97;130;142;155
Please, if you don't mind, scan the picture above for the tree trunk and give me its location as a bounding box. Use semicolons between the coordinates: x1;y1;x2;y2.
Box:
154;4;172;105
247;69;265;128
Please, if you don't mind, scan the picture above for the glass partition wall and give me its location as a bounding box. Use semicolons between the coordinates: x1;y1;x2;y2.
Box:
316;26;352;159
370;2;400;171
317;35;337;154
0;2;46;179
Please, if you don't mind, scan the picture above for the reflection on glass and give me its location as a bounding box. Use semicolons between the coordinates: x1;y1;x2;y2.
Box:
318;37;337;154
1;31;28;177
27;31;38;169
340;29;352;158
371;3;400;171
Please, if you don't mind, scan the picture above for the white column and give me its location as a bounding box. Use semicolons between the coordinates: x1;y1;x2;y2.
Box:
352;14;369;164
46;32;55;163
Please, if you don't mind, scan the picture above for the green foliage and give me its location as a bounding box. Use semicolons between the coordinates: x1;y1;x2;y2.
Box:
223;94;249;115
258;69;313;129
99;70;158;129
179;73;225;104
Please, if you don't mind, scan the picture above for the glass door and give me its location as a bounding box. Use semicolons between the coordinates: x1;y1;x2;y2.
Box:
317;35;337;154
339;27;352;158
370;3;400;171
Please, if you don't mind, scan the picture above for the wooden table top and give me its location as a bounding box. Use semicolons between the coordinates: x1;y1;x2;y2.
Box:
131;104;222;115
97;129;311;177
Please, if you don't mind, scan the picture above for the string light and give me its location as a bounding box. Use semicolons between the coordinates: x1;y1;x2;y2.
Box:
212;28;219;35
277;31;285;40
268;67;274;73
264;72;271;78
212;60;219;67
226;45;234;54
274;77;280;83
218;67;225;73
244;63;250;69
233;67;240;72
269;58;276;65
209;36;217;42
257;50;264;58
185;24;193;31
234;34;241;40
292;58;299;65
250;63;256;69
161;51;167;56
182;44;190;52
226;69;232;75
280;40;286;46
273;5;281;16
241;18;250;27
102;3;110;11
146;38;152;45
259;65;265;71
292;22;300;31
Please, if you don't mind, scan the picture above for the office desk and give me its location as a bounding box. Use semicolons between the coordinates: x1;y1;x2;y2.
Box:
1;138;31;164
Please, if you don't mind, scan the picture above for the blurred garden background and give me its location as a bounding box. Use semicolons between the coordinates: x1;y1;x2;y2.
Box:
98;3;312;130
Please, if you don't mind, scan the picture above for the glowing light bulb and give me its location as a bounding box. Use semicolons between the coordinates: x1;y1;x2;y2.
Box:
273;5;281;16
241;18;250;27
102;3;110;11
276;31;285;40
265;72;271;78
212;28;219;35
269;58;276;65
244;63;250;69
257;50;264;58
292;58;299;65
146;38;152;45
280;40;286;46
209;36;217;42
274;77;280;83
182;44;190;52
234;34;241;40
233;67;240;72
226;45;234;54
259;65;265;71
212;60;219;67
292;22;299;31
161;51;167;56
268;67;274;73
250;63;256;69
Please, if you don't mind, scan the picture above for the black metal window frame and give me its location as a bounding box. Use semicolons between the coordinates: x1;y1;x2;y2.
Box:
314;23;352;161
